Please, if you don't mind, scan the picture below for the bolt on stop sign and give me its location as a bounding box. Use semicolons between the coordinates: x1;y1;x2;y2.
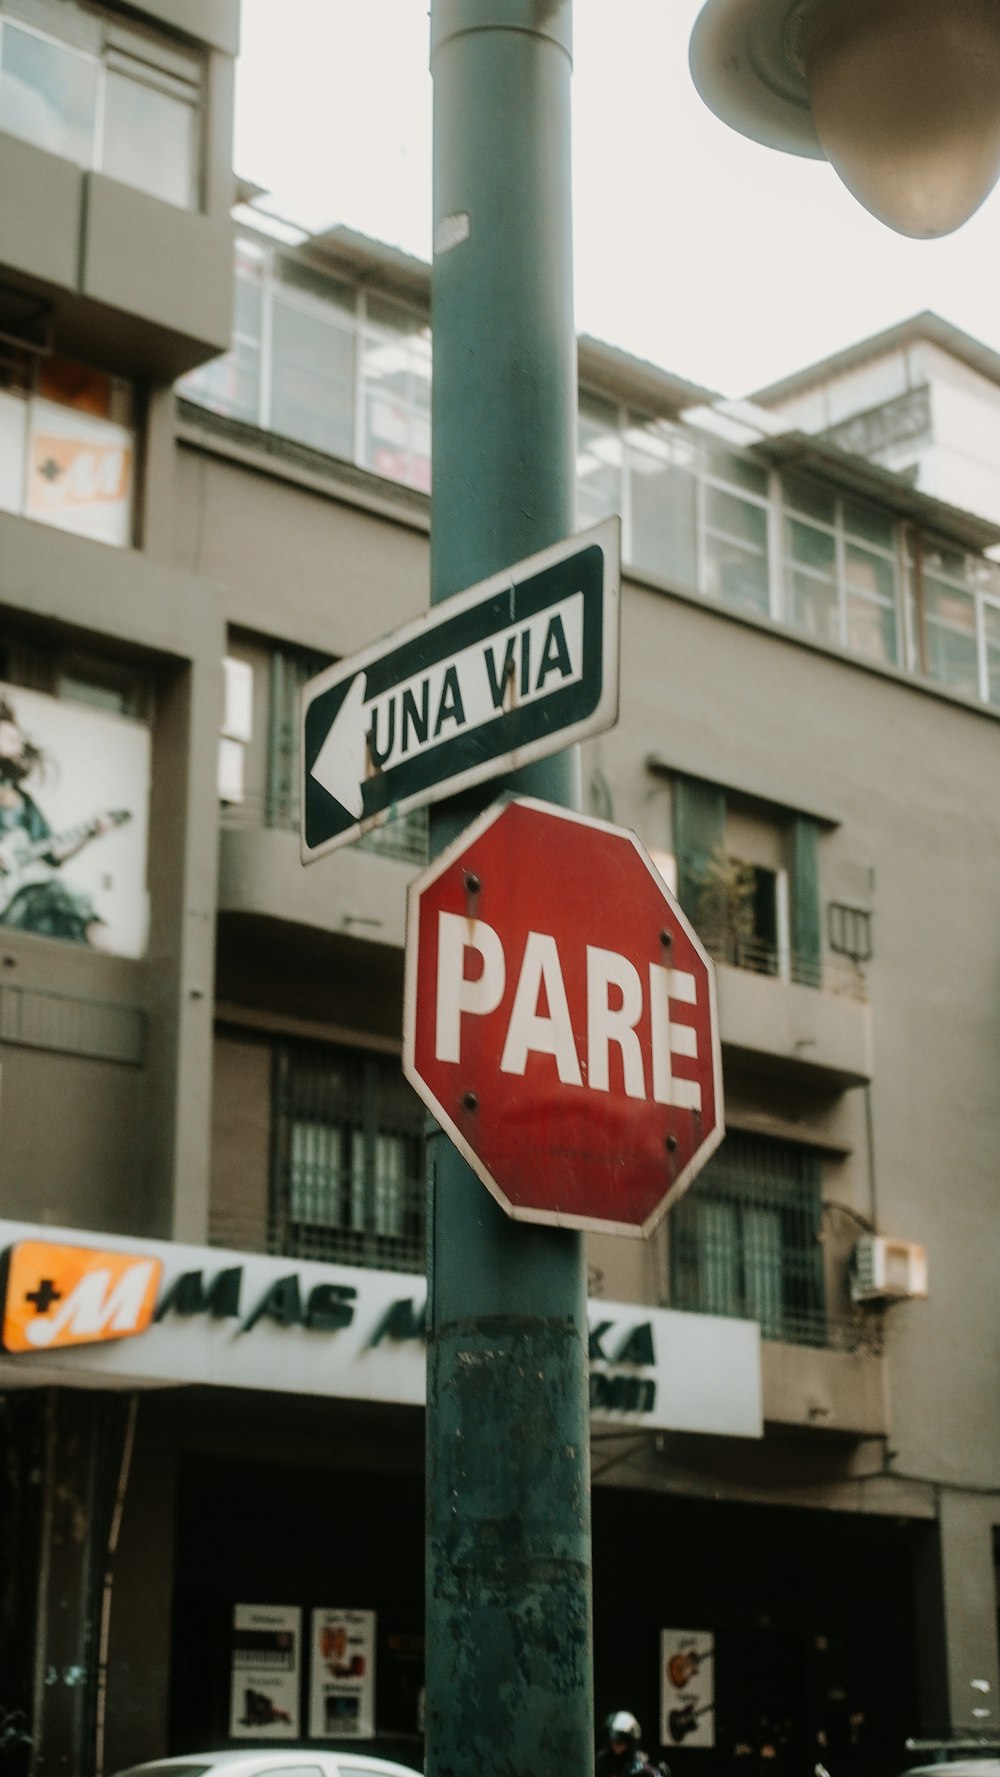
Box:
403;796;724;1236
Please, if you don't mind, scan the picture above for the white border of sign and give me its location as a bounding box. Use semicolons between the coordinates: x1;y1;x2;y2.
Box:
402;794;725;1237
300;517;620;864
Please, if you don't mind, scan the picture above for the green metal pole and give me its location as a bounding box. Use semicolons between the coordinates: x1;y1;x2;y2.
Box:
425;3;594;1774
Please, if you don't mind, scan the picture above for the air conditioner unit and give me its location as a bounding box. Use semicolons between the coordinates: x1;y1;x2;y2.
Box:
851;1234;928;1303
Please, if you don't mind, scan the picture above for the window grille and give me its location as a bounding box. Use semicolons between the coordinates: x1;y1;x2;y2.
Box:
270;1039;426;1272
265;644;429;863
266;645;330;830
827;902;873;965
670;1132;826;1346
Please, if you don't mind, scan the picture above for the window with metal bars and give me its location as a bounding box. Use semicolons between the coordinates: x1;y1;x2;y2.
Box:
265;644;429;864
670;1132;826;1346
270;1039;426;1272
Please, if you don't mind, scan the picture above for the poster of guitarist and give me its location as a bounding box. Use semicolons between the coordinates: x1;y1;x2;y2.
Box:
0;689;148;955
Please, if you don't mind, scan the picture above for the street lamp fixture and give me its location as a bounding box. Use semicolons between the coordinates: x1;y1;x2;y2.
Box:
690;0;1000;237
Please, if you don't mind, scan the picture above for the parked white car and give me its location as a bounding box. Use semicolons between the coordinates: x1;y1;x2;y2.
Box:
111;1752;421;1777
903;1765;1000;1777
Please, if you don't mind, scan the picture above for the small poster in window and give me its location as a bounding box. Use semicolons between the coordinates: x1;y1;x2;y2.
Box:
229;1603;301;1740
26;399;133;546
660;1629;715;1748
309;1608;376;1740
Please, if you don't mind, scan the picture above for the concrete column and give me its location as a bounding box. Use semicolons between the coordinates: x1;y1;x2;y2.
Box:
913;1495;1000;1740
939;1493;1000;1736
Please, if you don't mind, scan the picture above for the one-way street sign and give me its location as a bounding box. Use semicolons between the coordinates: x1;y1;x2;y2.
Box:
301;517;620;863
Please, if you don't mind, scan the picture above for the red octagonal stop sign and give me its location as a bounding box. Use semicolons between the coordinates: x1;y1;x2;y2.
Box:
403;796;724;1236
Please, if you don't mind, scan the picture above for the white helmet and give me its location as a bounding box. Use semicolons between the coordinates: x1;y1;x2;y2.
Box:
607;1711;642;1748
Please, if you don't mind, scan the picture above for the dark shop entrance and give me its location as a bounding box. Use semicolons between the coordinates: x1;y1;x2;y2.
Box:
592;1487;922;1777
168;1453;922;1774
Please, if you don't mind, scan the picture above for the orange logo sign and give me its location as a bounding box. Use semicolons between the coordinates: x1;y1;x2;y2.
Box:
29;436;132;511
1;1242;162;1354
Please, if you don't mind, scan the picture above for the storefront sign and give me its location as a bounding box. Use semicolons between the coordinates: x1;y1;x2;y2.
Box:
661;1630;715;1749
229;1603;301;1740
0;1240;161;1352
0;1219;762;1438
309;1609;376;1740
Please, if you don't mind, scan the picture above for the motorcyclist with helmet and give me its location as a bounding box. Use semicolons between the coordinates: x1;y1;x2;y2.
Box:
596;1710;663;1777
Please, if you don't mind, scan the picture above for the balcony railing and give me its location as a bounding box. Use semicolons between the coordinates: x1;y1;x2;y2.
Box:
697;922;868;1002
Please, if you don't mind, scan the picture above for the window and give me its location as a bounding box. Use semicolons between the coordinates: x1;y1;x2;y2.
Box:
910;535;988;699
626;414;697;589
702;448;771;617
672;777;822;988
781;474;900;665
271;1040;426;1272
670;1132;826;1346
183;237;266;423
0;3;202;208
264;643;428;863
265;644;332;831
270;258;356;459
576;391;622;530
985;597;1000;707
218;656;253;806
362;291;431;493
181;240;1000;712
180;243;432;494
0;352;134;545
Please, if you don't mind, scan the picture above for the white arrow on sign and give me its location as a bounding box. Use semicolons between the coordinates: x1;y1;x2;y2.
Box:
309;591;584;815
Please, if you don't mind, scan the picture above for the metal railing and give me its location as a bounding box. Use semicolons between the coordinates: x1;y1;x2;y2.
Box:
697;923;868;1002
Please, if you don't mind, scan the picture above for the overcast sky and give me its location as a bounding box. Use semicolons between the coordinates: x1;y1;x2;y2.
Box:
233;0;1000;398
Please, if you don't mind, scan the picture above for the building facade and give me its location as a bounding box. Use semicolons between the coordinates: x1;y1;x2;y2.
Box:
0;13;999;1777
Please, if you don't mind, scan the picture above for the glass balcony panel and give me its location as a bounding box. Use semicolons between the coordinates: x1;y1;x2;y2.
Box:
984;603;1000;706
845;591;897;664
845;542;895;602
362;308;432;491
707;485;767;550
270;297;355;459
786;570;839;645
925;619;980;697
577;393;622;527
102;68;196;207
277;256;354;312
782;472;835;527
628;445;697;590
0;23;97;165
787;516;836;573
843;497;895;551
703;447;768;497
705;536;769;615
923;572;976;632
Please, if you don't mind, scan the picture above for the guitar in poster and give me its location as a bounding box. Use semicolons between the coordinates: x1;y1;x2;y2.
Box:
660;1630;715;1748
